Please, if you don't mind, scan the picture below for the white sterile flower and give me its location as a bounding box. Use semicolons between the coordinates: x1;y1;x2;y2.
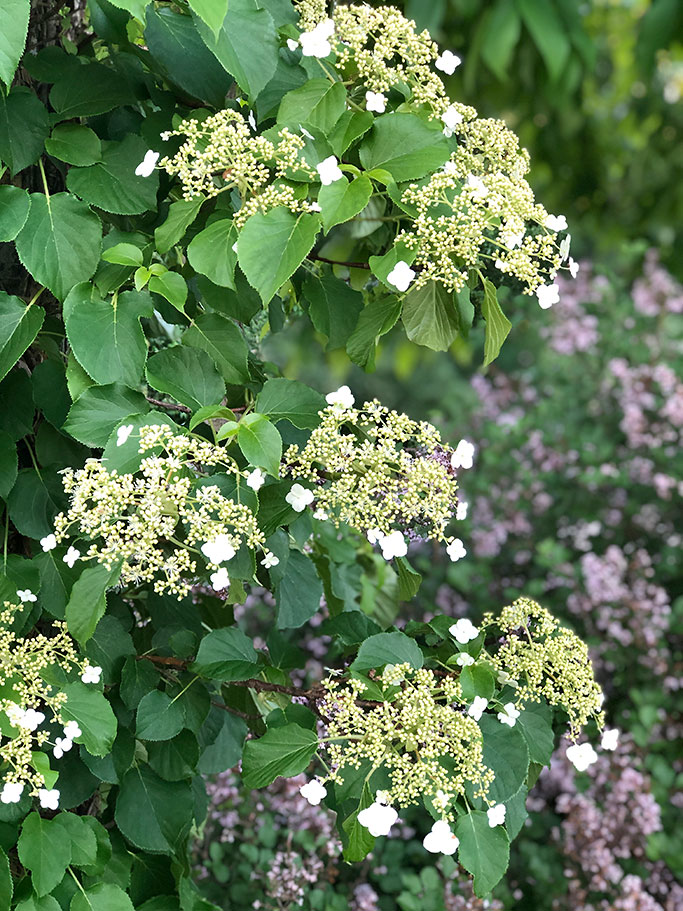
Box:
6;704;25;726
248;110;256;131
316;155;343;186
261;553;280;569
63;720;82;739
379;530;407;561
246;468;266;492
441;105;463;137
21;709;45;731
81;664;102;684
465;174;488;201
435;50;461;75
299;18;334;58
495;258;507;270
365;91;386;113
210;567;230;591
545;214;568;231
286;483;315;512
559;234;571;261
536;283;560;309
309;201;322;212
53;737;72;759
299;778;327;806
451;439;475;470
286;38;299;51
201;534;236;565
566;741;598;772
423;819;459;855
1;782;24;804
446;538;467;562
135;150;159;177
300;126;314;140
116;424;133;447
313;509;328;521
468;696;488;721
442;160;458;174
601;728;619;751
63;546;80;568
456;653;474;667
357;798;399;837
501;228;525;249
487;804;506;827
387;260;416;292
17;589;37;602
326;385;355;410
38;788;60;810
568;257;580;278
450;618;478;644
40;534;57;552
497;702;521;727
367;528;384;545
455;499;468;520
497;670;518;687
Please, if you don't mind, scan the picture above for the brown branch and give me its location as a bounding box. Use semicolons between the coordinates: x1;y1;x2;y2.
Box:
146;396;192;414
211;700;260;721
138;654;189;668
307;254;371;270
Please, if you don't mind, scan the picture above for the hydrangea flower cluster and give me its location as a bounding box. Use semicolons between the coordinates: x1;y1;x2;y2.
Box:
282;394;467;557
51;424;271;597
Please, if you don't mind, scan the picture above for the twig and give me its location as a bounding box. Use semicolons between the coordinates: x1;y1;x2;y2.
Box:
146;396;192;414
211;700;260;721
307;254;371;270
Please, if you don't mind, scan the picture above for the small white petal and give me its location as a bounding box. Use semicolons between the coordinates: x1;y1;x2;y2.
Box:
135;150;159;178
326;385;354;410
17;589;37;603
116;424;134;447
63;546;81;568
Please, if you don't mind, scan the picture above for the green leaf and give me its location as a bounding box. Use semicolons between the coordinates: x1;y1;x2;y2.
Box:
476;713;529;804
515;699;554;766
148;729;199;781
154;197;204;255
15;194;102;301
368;242;416;290
64;285;151;386
104;0;147;19
64;384;149;448
187;218;237;289
45;124;102;166
0;0;29;85
318;175;373;232
328;110;373;157
101;243;143;267
342;782;375;862
455;810;510;897
480;0;521;80
517;0;571;81
242;722;318;788
0;87;49;176
402;281;460;351
194;0;279;98
0;844;12;910
100;413;180;475
351;631;424;672
197;710;246;774
459;664;496;701
60;682;117;757
255;378;325;429
190;627;259;681
53;813;98;868
146;347;225;412
15;897;61;911
183;312;249;385
50;63;133;120
346;296;402;369
275;550;323;629
65;561;120;645
115;765;193;854
136;690;186;741
0;431;17;499
188;0;228;36
0;292;44;384
6;468;63;539
277;78;346;134
67;136;160;216
238;208;321;304
394;556;421;600
480;277;511;366
17;814;72;896
304;273;364;350
148;272;188;313
359;112;449;182
236;413;282;476
71;883;135;911
0;185;30;242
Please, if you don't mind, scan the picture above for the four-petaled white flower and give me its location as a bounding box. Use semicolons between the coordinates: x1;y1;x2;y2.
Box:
455;499;468;521
568;257;580;278
286;38;299;52
1;782;24;804
246;468;266;491
63;546;81;568
17;589;37;603
299;19;335;58
435;50;461;75
316;155;344;186
379;530;407;561
497;670;518;688
286;483;315;512
487;803;506;827
423;819;459;855
116;424;133;447
601;728;619;751
365;91;386;113
502;228;525;249
38;788;60;810
446;538;467;562
21;709;46;731
468;696;488;721
40;534;57;552
450;618;478;644
497;702;521;727
456;653;474;667
545;214;568;231
441;105;463;137
465;174;488;201
451;439;475;470
53;737;72;759
299;778;327;806
566;741;598;772
313;508;328;521
326;385;355;410
357;797;399;837
210;567;230;591
135;150;159;178
260;552;280;570
201;534;237;565
536;283;560;309
81;664;102;684
309;201;322;212
63;720;82;740
367;528;384;545
559;234;571;261
386;260;415;292
5;704;25;727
